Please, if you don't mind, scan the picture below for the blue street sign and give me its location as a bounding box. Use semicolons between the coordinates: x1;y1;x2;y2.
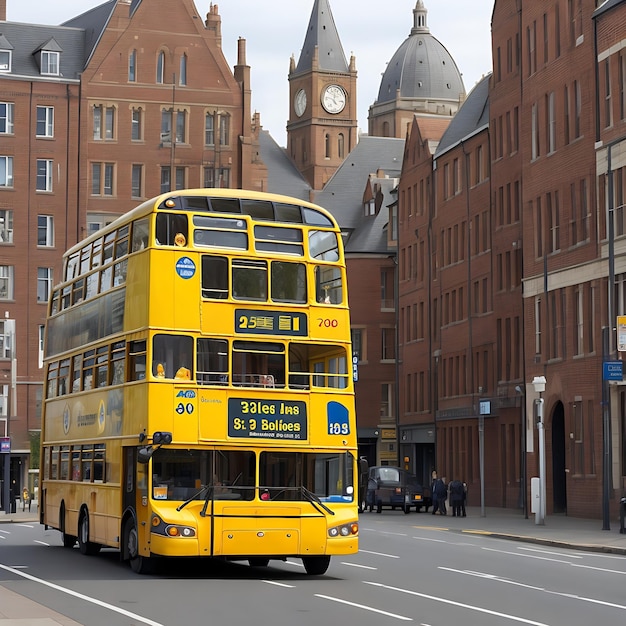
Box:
603;361;623;381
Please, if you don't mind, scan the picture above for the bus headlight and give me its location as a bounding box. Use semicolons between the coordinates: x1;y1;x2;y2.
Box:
328;522;358;538
150;515;196;538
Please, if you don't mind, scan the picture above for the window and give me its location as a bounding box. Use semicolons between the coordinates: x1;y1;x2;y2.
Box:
36;159;53;192
0;210;13;244
38;215;54;247
129;49;137;82
0;156;13;187
179;54;187;86
37;267;53;302
175;167;185;190
175;110;186;143
205;112;214;145
0;50;11;73
381;327;396;361
152;334;194;380
91;162;115;196
203;167;214;188
0;320;13;357
351;327;365;361
219;114;229;146
131;108;142;141
160;109;172;143
40;51;59;76
93;105;115;140
131;164;143;198
0;265;14;299
36;106;54;137
156;51;165;84
160;167;171;194
0;103;14;134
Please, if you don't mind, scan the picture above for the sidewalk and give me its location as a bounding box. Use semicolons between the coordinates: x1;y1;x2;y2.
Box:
1;504;625;625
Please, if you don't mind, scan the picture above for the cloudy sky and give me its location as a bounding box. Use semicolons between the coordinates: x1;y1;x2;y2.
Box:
6;0;493;146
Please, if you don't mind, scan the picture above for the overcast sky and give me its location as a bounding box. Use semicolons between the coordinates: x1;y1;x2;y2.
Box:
6;0;494;146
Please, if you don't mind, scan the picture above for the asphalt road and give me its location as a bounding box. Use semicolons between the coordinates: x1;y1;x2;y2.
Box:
1;512;626;626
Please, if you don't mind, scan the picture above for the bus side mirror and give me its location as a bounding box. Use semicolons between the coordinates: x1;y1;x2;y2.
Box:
137;446;154;464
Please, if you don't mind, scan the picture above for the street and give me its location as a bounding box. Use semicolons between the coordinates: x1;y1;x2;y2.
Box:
1;511;626;626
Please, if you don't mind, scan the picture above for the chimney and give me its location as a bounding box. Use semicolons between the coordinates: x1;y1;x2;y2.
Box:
0;0;7;21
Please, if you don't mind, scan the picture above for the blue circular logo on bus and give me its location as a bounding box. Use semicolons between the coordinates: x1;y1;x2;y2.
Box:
176;257;196;279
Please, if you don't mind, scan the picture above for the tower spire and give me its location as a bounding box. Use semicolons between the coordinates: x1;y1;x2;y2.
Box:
295;0;348;74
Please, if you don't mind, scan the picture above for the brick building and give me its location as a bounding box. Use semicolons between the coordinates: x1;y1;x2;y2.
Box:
0;0;265;505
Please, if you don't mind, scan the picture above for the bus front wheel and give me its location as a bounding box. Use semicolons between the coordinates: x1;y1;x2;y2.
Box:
302;556;330;576
78;511;101;556
124;519;154;575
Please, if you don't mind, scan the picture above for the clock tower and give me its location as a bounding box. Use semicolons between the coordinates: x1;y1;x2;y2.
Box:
287;0;357;191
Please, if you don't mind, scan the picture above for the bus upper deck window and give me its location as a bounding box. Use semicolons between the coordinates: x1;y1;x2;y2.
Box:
132;218;150;252
152;334;193;380
156;213;188;247
315;265;343;305
309;230;339;262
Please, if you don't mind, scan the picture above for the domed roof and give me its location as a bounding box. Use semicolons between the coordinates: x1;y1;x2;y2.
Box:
377;1;465;104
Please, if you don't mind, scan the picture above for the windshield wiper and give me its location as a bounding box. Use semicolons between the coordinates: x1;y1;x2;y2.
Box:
176;485;211;512
301;486;334;515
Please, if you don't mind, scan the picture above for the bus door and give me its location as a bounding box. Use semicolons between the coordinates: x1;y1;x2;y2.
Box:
123;447;151;552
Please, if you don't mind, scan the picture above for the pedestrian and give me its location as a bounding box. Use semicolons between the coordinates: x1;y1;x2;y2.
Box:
461;481;467;517
449;479;464;517
434;475;447;515
431;470;439;515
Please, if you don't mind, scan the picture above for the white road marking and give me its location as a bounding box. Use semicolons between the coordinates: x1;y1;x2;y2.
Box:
262;580;295;588
358;549;400;558
340;562;377;570
364;581;550;626
0;563;166;626
316;593;413;620
33;540;50;546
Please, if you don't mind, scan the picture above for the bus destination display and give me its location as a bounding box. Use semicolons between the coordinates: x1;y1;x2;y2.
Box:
235;309;308;336
228;398;307;440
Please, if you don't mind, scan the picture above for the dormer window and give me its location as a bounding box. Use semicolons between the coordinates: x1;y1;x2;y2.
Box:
34;38;62;77
41;51;59;75
0;50;11;73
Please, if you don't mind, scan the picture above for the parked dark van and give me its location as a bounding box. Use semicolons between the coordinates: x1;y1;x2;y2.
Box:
365;466;431;513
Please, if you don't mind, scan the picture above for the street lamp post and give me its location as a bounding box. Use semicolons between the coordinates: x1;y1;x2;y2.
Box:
532;375;546;525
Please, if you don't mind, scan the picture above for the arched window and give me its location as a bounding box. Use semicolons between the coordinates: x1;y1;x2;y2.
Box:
179;54;187;86
338;133;345;159
156;51;165;84
325;133;331;158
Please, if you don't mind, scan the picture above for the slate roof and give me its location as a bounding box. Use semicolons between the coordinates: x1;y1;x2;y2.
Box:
259;130;312;202
295;0;348;75
0;21;86;80
434;72;490;159
314;136;404;254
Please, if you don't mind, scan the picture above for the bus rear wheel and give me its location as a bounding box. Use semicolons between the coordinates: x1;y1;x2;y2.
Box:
124;519;154;575
78;511;101;556
302;556;330;576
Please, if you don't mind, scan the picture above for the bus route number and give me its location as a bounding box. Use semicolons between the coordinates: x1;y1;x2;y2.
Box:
328;422;349;435
317;318;338;328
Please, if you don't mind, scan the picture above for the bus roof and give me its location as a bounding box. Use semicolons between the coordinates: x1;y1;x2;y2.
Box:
63;189;339;259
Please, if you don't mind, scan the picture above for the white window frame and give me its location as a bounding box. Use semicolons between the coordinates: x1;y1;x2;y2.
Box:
0;102;14;134
36;106;54;138
0;156;14;187
38;215;54;247
0;50;12;73
0;265;14;300
40;51;59;76
37;267;53;303
36;159;53;192
0;210;13;244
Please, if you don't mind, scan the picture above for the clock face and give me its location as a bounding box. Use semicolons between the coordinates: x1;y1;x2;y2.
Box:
294;89;307;117
322;84;346;114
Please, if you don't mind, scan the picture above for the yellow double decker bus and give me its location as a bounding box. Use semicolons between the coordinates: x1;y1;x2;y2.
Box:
40;189;358;575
